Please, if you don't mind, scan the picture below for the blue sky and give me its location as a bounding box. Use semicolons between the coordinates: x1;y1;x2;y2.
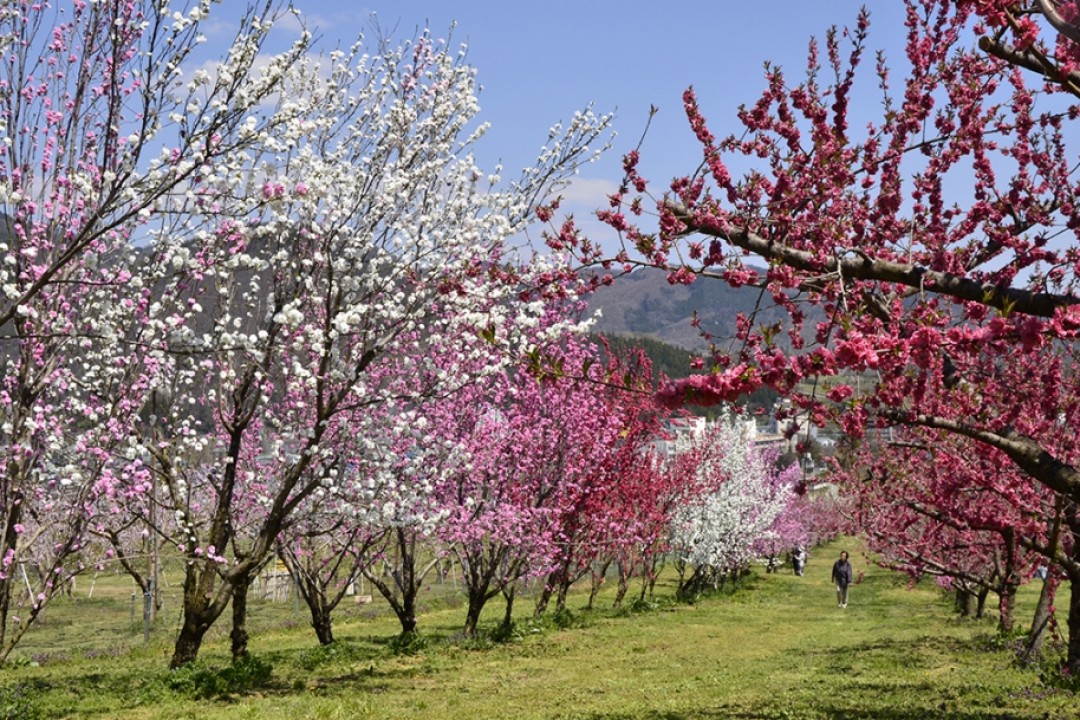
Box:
213;1;913;246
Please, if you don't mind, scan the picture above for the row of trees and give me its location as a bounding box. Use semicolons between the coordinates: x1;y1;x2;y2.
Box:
835;429;1058;653
558;0;1080;673
273;376;833;648
0;0;837;669
0;0;620;668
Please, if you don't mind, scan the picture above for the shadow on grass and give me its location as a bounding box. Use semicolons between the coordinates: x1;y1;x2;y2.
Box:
4;641;431;718
558;707;1043;720
793;633;981;673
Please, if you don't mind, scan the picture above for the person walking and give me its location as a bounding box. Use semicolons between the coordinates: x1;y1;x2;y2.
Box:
831;551;853;608
792;546;807;576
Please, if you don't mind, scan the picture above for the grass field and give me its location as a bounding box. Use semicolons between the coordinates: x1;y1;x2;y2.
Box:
1;542;1076;719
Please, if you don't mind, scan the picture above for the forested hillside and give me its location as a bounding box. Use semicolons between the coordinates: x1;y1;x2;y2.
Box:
584;267;782;350
594;333;779;416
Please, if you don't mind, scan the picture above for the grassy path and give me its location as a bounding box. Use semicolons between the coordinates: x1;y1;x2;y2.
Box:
6;544;1077;719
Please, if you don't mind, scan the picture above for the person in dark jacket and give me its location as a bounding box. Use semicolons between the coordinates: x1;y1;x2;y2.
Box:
831;551;853;608
792;546;807;576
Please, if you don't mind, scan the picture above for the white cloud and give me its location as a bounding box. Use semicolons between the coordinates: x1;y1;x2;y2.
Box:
556;176;618;208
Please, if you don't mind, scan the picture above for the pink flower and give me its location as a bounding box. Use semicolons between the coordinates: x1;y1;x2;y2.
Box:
261;182;285;200
827;385;854;403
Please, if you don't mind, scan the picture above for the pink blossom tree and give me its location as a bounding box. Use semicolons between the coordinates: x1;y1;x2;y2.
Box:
430;330;660;635
834;429;1054;633
349;384;474;638
558;0;1080;671
275;488;383;647
602;441;689;608
527;340;668;616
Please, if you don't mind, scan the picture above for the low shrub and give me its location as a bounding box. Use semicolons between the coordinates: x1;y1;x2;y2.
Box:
387;630;428;656
1034;655;1080;694
0;684;40;720
163;654;273;699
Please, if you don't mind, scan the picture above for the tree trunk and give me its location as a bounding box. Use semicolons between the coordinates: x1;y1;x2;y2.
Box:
463;588;486;637
0;481;26;663
501;585;516;632
363;566;418;635
230;572;251;660
1066;574;1080;674
457;545;514;637
645;555;664;598
170;562;230;668
311;603;335;646
612;560;631;609
172;610;213;668
975;587;990;618
586;558;611;611
1026;501;1065;661
998;580;1018;635
554;578;571;613
171;622;208;670
399;586;418;635
997;528;1020;634
1025;571;1058;661
955;586;974;617
534;582;553;617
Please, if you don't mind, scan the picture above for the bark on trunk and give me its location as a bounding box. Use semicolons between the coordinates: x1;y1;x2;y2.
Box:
0;496;22;661
399;590;417;635
975;587;989;618
170;623;208;670
586;558;611;611
311;606;335;646
1066;574;1080;674
645;555;664;599
170;561;231;668
501;585;515;632
172;613;212;668
463;589;486;637
363;567;418;635
612;566;630;609
1025;572;1057;661
554;579;571;613
955;587;974;617
998;576;1019;634
230;573;251;660
997;529;1020;634
534;583;553;617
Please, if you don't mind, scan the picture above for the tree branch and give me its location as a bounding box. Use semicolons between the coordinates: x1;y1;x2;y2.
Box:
1036;0;1080;45
666;201;1080;318
879;408;1080;502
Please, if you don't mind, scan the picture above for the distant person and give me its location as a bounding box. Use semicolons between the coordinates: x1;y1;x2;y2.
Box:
831;551;853;608
792;546;807;576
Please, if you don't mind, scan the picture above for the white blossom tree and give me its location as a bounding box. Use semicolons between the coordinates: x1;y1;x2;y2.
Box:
128;20;610;666
0;0;611;667
0;0;322;664
669;412;801;597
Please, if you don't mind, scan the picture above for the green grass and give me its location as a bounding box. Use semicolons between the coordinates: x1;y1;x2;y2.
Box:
1;542;1076;719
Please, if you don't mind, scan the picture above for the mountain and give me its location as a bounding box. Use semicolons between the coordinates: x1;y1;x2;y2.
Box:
584;266;783;350
593;332;780;417
585;267;786;416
